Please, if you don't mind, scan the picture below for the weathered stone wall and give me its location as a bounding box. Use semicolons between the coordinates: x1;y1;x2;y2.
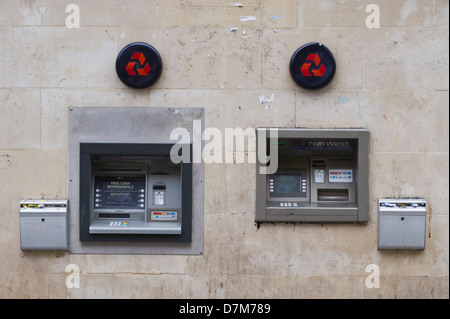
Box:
0;0;448;298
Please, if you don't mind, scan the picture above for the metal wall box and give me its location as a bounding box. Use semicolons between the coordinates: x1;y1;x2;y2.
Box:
378;198;427;250
255;128;369;224
20;199;68;250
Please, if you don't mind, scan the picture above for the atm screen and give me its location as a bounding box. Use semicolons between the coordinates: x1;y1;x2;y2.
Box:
273;175;301;194
94;176;145;209
269;171;307;198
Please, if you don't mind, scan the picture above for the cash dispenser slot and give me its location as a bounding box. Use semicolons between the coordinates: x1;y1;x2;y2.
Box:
317;189;349;201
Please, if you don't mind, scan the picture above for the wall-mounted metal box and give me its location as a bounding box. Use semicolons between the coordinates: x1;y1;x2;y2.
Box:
255;128;369;224
20;199;68;250
378;198;427;250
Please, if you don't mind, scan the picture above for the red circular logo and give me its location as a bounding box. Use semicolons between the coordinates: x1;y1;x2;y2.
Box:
290;43;336;90
116;42;162;89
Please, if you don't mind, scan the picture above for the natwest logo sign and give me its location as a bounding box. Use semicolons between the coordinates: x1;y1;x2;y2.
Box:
300;53;326;77
116;42;162;89
126;52;151;76
290;43;336;89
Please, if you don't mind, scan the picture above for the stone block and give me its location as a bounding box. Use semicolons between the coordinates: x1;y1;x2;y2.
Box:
0;89;41;149
365;28;449;91
11;27;118;88
370;152;449;216
86;254;187;275
0;150;67;214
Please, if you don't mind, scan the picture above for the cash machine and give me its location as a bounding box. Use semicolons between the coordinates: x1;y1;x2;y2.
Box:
79;143;192;242
255;128;369;223
68;106;204;255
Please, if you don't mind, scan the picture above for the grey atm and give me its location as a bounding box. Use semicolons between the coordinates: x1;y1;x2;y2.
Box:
79;143;192;242
256;128;369;223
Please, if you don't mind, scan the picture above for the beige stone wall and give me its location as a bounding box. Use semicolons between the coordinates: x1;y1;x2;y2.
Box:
0;0;448;298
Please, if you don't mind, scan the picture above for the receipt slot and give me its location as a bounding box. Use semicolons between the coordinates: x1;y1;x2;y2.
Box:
79;143;192;242
256;128;369;223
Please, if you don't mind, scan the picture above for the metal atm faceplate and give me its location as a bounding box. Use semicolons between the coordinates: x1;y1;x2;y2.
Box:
255;129;369;223
88;161;182;235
